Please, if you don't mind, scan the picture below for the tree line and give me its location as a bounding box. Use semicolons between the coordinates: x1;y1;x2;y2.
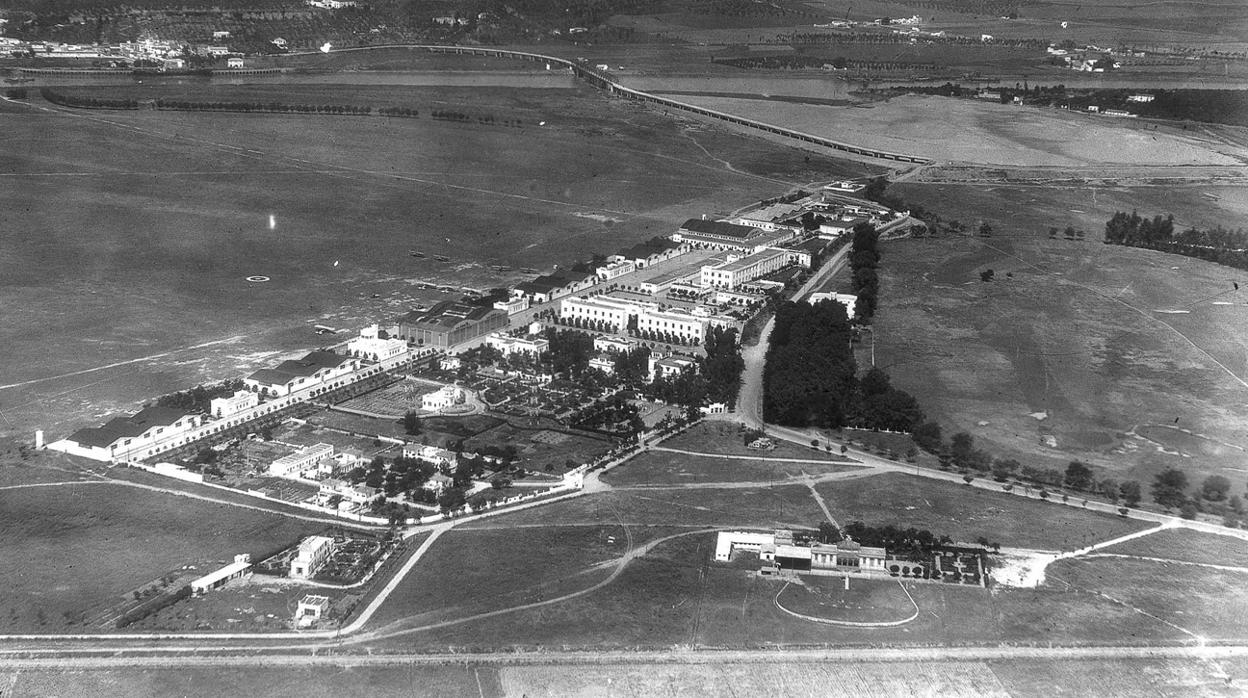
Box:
849;222;880;322
1104;211;1248;272
713;55;937;73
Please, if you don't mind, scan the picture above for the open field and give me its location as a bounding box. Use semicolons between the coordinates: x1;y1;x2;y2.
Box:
603;450;862;486
459;486;828;530
367;524;686;629
0;81;870;439
0;482;322;632
868;202;1248;485
817;473;1150;550
1099;528;1248;569
1046;556;1248;641
659;421;845;460
376;530;1191;650
669;93;1248;167
6;657;1246;698
776;576;916;623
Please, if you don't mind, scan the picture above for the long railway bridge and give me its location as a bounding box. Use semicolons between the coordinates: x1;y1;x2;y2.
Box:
310;44;932;165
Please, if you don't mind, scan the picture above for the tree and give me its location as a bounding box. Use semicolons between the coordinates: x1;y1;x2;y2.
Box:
1151;467;1189;510
991;458;1020;482
950;432;975;468
1230;495;1245;515
1099;478;1119;503
1179;500;1199;520
980;269;995;282
403;411;422;436
1064;461;1094;491
1119;480;1142;507
912;422;942;453
978;222;994;237
1201;474;1231;501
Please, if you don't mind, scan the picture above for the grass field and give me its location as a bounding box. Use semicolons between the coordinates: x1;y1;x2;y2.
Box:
0;80;869;439
0;482;322;632
1046;556;1248;641
1098;528;1248;568
603;450;862;486
662;93;1247;167
659;421;845;461
817;473;1150;550
868;207;1248;486
776;576;915;623
10;657;1246;698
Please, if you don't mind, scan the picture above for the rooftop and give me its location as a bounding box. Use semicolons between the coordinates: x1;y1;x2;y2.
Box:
67;406;192;449
680;218;762;240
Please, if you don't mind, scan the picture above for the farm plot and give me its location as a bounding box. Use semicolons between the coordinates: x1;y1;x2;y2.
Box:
0;483;322;632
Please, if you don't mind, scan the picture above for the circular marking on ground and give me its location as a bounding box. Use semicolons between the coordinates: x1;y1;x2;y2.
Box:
772;579;919;628
246;275;271;283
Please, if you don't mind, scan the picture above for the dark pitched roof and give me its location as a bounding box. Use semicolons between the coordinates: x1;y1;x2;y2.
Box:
247;367;299;385
68;406;191;449
680;218;761;240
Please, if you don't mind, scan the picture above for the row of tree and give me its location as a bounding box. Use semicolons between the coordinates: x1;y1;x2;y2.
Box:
152;378;244;414
849;222;880;322
41;88;137;109
1105;211;1248;272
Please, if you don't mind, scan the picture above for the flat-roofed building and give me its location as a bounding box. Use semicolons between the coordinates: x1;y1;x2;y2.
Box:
593;335;636;354
191;554;252;595
347;325;408;362
486;332;550;356
422;385;464;411
648;353;698;382
560;296;657;332
290;536;335;579
269;443;334;478
595;259;636;281
637;307;708;344
673;218;795;253
209;390;259;419
395;300;507;349
589;354;615;374
699;248;791;290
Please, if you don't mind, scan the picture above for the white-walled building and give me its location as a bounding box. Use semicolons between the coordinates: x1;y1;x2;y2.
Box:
347;325;408;363
486;332;550;356
245;351;359;397
593;335;636;354
422;385;464;411
290;536;335;579
494;295;530;315
560;296;657;331
403;444;458;467
699;248;791;290
589;355;615;374
636;307;707;344
269;443;334;478
649;353;698;382
50;407;202;463
209;390;259;419
595;259;636;281
191;554;252;595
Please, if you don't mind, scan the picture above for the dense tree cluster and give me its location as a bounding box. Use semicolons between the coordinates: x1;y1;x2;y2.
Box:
153;379;244;414
763;300;923;431
1105;211;1248;271
702;326;744;407
825;521;957;558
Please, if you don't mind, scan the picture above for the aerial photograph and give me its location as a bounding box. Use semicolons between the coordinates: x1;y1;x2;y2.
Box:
0;0;1245;695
